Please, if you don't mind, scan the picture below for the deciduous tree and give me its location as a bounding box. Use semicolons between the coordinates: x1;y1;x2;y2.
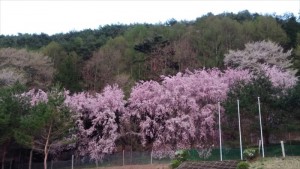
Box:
0;48;54;89
224;40;294;72
128;68;252;158
65;85;126;161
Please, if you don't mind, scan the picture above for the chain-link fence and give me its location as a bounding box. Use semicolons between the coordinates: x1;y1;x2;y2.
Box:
1;141;300;169
187;141;300;162
1;150;171;169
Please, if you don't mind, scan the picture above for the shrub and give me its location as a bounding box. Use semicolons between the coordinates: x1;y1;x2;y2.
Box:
243;148;259;161
237;161;250;169
175;150;189;162
170;150;189;168
171;159;181;169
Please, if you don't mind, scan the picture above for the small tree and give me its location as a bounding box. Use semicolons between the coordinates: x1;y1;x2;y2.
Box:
16;85;73;169
0;84;27;169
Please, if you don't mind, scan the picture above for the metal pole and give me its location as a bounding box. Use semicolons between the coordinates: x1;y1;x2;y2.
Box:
258;97;265;158
218;102;223;161
237;100;243;160
150;150;153;164
71;155;74;169
123;149;125;166
281;141;285;158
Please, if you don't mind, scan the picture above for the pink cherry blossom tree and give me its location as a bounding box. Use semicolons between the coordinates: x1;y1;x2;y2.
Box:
224;40;294;73
127;68;253;158
65;85;126;161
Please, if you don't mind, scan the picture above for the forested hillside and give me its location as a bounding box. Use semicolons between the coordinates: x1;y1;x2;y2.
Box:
1;11;299;93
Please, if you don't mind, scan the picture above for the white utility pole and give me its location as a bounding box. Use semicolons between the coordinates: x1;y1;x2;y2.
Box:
258;97;265;158
237;100;243;160
218;102;223;161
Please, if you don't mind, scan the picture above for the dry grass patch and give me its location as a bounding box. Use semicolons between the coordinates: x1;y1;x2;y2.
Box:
249;156;300;169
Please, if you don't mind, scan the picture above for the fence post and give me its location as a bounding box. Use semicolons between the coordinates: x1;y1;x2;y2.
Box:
9;159;13;169
51;160;53;169
281;141;286;158
258;140;261;155
151;150;153;165
71;155;74;169
123;149;125;166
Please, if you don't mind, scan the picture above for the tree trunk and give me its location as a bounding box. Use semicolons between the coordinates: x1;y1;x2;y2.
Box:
29;149;33;169
1;150;6;169
44;122;53;169
264;129;270;145
9;159;13;169
44;153;48;169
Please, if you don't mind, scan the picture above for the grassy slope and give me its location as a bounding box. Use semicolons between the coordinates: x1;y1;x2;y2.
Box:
249;157;300;169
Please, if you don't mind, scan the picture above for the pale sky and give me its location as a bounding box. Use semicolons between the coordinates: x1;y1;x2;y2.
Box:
0;0;299;35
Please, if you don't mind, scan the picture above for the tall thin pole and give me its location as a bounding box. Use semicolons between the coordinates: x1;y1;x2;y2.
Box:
0;0;2;35
218;102;223;161
71;155;74;169
299;0;300;20
237;100;243;160
258;97;265;158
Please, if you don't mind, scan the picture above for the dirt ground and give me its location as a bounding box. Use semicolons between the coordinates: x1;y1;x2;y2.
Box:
84;164;170;169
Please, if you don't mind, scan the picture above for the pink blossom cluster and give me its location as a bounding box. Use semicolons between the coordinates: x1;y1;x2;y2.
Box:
128;68;253;158
20;88;48;106
260;64;298;89
65;85;126;161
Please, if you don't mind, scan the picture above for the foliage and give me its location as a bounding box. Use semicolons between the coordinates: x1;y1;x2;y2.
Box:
175;150;189;162
0;48;54;89
224;75;295;145
0;83;27;144
0;11;299;164
224;40;293;72
0;12;296;92
243;148;258;161
41;41;67;68
278;82;300;131
170;150;189;169
0;83;27;169
0;68;27;87
237;161;250;169
276;13;300;49
224;47;297;143
170;159;181;169
54;52;82;92
82;37;128;91
193;15;242;67
260;65;297;89
65;85;126;161
17;85;74;169
128;68;252;158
